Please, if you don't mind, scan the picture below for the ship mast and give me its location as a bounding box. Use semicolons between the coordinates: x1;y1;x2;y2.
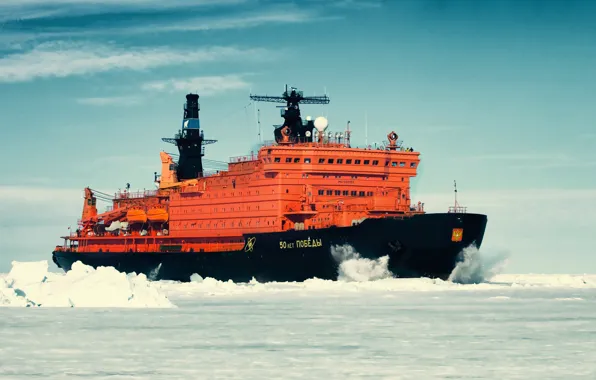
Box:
454;180;459;209
449;180;467;213
250;85;330;143
162;93;217;180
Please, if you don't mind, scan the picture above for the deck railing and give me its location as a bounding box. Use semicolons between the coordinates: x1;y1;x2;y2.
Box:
448;206;467;213
114;189;158;199
251;137;413;151
229;152;259;163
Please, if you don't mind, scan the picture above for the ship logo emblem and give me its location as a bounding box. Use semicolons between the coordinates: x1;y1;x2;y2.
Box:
451;228;463;242
244;237;256;252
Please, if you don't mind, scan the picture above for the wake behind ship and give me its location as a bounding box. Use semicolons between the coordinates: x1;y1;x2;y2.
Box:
52;86;487;282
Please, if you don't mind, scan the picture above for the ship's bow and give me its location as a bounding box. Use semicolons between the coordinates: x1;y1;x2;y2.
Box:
349;212;487;280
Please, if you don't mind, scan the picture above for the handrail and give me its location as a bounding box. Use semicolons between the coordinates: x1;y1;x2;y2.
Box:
448;206;467;213
229;152;258;163
252;137;416;151
114;190;158;199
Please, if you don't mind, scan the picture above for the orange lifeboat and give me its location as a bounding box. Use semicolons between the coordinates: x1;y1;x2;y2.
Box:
147;206;169;223
126;207;147;224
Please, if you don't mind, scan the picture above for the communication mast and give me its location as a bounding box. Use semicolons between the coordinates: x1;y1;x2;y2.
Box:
249;85;330;143
448;180;467;213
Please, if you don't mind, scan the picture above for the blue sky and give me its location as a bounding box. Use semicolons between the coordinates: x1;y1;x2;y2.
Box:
0;0;595;273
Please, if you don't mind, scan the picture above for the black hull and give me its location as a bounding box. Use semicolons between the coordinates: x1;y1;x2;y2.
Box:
52;213;487;283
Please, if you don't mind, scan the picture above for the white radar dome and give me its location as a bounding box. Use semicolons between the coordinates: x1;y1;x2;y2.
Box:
314;116;328;132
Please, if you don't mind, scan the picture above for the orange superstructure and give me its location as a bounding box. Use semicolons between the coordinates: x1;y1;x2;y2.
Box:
66;134;422;254
57;88;422;254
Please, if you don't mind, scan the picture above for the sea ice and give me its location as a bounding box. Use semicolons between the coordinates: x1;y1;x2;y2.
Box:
0;260;175;308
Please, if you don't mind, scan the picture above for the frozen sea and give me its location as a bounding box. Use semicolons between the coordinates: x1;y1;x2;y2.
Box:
1;251;595;379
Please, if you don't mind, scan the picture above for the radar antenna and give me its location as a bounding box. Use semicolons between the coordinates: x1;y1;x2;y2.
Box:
250;85;330;143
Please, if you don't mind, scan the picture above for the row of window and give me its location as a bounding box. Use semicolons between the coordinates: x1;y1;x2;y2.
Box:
268;156;416;168
318;189;374;197
173;218;279;229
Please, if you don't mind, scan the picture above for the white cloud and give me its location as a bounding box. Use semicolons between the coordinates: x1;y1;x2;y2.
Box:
77;96;142;106
469;153;571;161
142;75;250;95
130;10;323;34
75;75;251;107
2;8;320;39
459;152;596;169
0;185;81;203
330;0;383;9
417;188;596;213
0;0;243;23
0;0;239;9
0;42;268;82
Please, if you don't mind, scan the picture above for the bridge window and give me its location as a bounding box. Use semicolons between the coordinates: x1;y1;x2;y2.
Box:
326;190;333;195
305;158;311;163
294;158;300;163
391;161;397;167
359;191;365;196
337;159;343;164
274;157;280;163
410;162;416;168
334;190;341;195
355;159;361;164
364;160;370;165
319;158;325;163
342;190;349;196
351;191;357;196
372;160;379;165
367;191;373;196
400;162;405;167
286;157;292;163
328;158;334;164
318;190;324;195
346;159;352;164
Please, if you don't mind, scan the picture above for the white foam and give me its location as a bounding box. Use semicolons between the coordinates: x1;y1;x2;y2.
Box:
448;245;510;284
331;244;393;282
0;260;175;308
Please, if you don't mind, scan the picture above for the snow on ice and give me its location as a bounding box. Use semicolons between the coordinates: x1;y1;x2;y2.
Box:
0;260;175;308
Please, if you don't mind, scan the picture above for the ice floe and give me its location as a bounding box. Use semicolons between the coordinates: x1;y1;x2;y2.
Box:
0;260;175;308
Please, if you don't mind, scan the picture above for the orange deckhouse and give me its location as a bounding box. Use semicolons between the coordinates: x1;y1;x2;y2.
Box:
53;86;487;282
